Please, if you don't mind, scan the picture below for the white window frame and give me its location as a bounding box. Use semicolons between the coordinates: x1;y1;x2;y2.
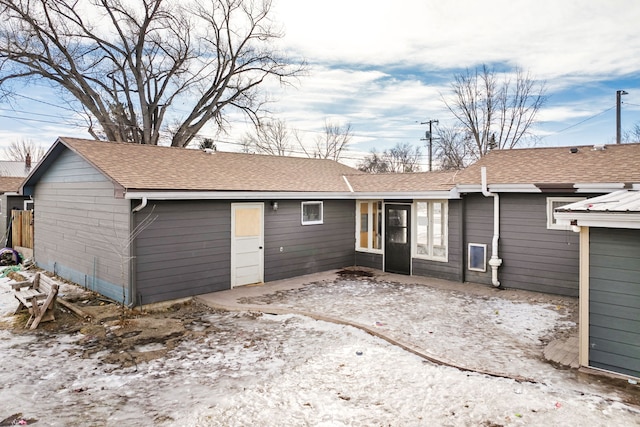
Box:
468;243;487;272
413;200;448;262
547;197;585;230
301;201;323;225
356;200;383;253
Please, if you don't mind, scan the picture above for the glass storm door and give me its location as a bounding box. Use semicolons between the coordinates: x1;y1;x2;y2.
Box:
384;204;411;275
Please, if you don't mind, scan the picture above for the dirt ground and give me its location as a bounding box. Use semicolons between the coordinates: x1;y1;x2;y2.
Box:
2;269;228;369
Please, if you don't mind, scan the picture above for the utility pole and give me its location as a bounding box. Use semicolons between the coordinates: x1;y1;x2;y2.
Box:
616;89;628;144
420;119;438;171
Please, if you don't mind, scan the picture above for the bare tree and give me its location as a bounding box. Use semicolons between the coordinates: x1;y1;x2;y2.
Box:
357;150;389;173
385;142;422;172
623;122;640;143
4;139;46;162
0;0;305;147
243;119;292;156
298;120;352;161
433;126;474;170
443;65;546;160
358;142;421;173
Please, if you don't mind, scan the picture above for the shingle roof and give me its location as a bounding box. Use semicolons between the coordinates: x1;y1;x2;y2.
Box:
58;137;362;192
0;177;25;193
346;171;458;192
455;143;640;185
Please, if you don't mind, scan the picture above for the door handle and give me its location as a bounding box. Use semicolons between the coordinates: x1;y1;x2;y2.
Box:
259;246;263;249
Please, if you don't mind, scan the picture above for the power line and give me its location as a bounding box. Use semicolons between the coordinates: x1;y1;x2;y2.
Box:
548;105;615;135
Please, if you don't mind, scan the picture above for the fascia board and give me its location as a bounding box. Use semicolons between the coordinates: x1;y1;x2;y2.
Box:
574;183;626;192
125;190;461;201
555;211;640;229
125;191;355;200
456;184;540;193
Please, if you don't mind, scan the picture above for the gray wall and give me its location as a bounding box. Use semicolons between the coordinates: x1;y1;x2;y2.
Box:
464;193;584;296
133;199;356;305
355;252;383;270
589;227;640;378
134;200;231;305
412;199;463;282
33;149;132;303
264;199;355;281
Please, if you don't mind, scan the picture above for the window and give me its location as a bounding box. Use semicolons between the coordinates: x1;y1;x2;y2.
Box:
547;197;585;230
301;201;323;225
415;200;448;261
356;201;382;251
468;243;487;272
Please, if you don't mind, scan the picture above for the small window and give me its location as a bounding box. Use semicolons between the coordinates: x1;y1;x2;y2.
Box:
547;197;585;230
468;243;487;272
301;201;323;225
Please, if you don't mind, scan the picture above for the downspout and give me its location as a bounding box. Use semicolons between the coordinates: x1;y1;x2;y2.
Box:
481;167;503;287
132;196;148;213
127;196;147;307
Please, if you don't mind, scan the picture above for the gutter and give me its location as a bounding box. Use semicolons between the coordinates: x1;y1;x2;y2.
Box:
481;167;503;287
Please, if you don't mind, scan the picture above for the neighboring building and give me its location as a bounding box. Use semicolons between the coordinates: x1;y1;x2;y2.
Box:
20;138;640;306
555;190;640;380
0;158;35;246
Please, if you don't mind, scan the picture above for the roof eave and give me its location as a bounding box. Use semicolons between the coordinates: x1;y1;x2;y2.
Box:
124;189;461;201
555;211;640;229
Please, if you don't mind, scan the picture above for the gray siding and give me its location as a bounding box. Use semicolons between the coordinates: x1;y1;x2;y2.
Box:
412;199;463;282
134;200;231;305
134;199;356;305
464;193;585;296
33;149;131;303
355;251;383;270
463;194;494;285
589;228;640;378
264;200;355;281
500;194;581;296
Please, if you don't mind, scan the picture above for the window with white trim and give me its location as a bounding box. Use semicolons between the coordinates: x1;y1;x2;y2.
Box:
356;200;382;252
301;201;323;225
415;200;448;261
547;197;585;230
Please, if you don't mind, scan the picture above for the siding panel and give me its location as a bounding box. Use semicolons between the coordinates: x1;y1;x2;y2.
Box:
264;200;355;281
589;227;640;378
134;200;231;304
464;193;585;295
33;149;130;302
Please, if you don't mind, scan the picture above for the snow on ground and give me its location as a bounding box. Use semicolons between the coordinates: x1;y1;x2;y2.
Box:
1;274;639;426
237;279;577;381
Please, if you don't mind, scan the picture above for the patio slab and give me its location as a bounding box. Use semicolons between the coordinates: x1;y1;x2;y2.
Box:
196;267;580;382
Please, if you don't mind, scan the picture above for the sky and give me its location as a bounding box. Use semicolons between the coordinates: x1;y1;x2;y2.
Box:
0;0;639;168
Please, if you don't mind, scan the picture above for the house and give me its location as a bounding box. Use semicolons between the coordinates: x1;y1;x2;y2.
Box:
20;137;369;305
451;143;640;297
19;137;640;307
555;190;640;379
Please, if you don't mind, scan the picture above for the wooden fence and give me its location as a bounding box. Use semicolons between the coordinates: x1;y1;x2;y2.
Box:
11;210;34;249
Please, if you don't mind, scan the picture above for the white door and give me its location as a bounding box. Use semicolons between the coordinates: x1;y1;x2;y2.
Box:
231;203;264;287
